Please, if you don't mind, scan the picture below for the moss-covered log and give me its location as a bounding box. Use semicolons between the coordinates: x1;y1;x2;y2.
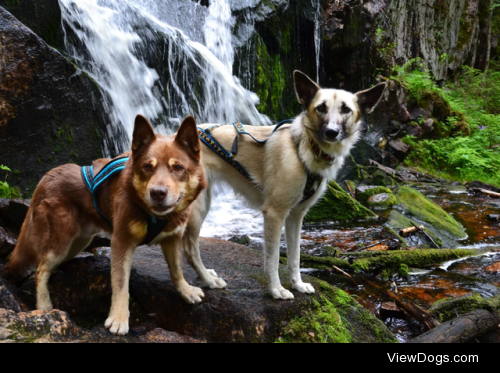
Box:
430;293;500;323
282;249;487;276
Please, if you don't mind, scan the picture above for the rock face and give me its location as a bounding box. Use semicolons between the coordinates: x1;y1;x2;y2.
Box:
0;7;110;195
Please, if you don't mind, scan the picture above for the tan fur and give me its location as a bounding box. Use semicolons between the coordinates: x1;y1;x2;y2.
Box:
8;115;207;336
183;71;387;299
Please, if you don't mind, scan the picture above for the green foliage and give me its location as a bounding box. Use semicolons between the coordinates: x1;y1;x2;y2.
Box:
399;59;500;186
392;58;439;101
0;165;22;199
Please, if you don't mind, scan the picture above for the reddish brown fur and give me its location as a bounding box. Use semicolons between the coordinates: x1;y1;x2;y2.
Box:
8;115;206;333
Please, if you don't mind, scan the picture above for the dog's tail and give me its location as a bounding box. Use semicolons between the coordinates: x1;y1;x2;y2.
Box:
8;210;38;279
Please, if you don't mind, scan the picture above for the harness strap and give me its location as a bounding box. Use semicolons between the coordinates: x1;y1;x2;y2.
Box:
198;120;324;203
81;157;169;245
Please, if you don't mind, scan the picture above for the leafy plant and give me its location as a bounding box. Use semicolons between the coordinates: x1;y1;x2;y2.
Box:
399;59;500;186
0;165;22;198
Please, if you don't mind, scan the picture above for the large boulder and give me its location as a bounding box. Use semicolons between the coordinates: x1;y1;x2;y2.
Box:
15;238;396;343
0;7;110;196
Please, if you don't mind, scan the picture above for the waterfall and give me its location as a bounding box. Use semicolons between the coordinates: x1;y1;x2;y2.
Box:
59;0;269;155
59;0;269;238
312;0;322;82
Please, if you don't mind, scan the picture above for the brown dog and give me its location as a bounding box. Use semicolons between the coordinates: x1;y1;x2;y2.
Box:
8;115;207;335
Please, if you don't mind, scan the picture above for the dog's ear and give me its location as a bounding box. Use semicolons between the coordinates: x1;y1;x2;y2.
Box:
132;115;156;155
355;82;387;114
294;70;320;109
175;116;201;161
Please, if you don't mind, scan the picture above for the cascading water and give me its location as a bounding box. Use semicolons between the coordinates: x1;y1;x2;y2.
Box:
312;0;322;82
58;0;268;238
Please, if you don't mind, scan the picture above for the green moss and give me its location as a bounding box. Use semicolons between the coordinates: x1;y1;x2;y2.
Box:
280;296;352;343
255;34;271;114
279;279;397;343
384;226;408;250
430;293;500;323
356;186;392;204
395;186;466;239
305;181;377;222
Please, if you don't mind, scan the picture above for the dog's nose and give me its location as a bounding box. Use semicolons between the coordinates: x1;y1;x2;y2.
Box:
325;128;339;140
150;187;168;202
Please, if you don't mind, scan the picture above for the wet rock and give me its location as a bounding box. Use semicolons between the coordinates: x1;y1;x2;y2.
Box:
387;186;467;248
400;106;411;122
305;181;377;222
138;328;203;344
91;247;111;256
0;199;30;230
380;302;404;319
486;263;500;273
21;255;112;316
366;193;397;210
228;235;251;246
0;275;26;312
0;227;17;258
422;118;435;134
130;238;396;343
396;170;418;182
0;7;110;195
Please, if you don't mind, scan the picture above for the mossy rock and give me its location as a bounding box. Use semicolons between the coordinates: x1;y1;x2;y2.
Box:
356;186;392;204
387;186;466;248
362;170;399;187
366;193;397;210
279;280;397;344
305;181;377;222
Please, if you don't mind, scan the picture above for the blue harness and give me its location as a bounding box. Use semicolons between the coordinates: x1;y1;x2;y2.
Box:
197;121;323;203
81;156;169;245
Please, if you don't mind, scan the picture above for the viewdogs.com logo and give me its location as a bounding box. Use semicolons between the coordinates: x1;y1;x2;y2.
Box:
388;354;479;365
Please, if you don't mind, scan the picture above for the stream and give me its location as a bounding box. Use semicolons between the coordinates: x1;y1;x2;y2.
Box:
202;182;500;342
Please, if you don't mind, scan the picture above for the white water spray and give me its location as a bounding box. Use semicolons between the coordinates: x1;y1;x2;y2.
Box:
312;0;322;82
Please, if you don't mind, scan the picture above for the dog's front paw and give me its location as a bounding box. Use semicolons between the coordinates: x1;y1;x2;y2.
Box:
270;286;295;300
204;270;227;289
179;285;205;304
292;282;316;294
105;316;129;336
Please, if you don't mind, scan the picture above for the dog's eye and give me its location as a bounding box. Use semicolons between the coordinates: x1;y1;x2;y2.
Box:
316;103;327;114
173;165;183;172
341;105;352;114
143;164;153;172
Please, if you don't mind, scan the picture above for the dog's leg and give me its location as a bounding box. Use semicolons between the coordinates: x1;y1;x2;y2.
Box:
184;187;227;289
162;235;205;304
285;207;315;294
33;201;80;310
263;208;294;300
105;240;135;336
35;258;62;310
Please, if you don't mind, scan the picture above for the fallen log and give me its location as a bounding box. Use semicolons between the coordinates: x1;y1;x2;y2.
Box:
471;188;500;198
410;309;500;343
365;278;440;331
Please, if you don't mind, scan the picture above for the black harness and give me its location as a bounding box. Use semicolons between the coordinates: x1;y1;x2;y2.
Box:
81;157;169;245
197;121;323;203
